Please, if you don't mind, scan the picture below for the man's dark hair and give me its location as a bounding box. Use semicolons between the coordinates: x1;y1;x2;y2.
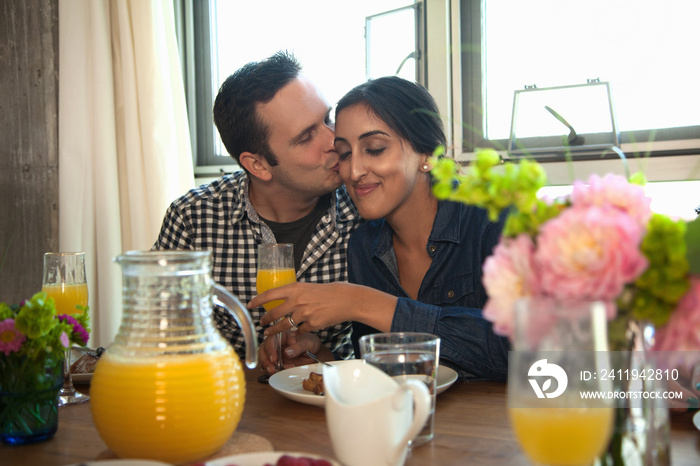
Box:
336;76;446;155
213;51;301;168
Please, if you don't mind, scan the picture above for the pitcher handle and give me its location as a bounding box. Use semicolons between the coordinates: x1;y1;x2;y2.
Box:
212;284;259;369
389;379;431;465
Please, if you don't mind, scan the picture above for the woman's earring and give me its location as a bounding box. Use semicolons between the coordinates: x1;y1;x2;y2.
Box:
422;164;430;171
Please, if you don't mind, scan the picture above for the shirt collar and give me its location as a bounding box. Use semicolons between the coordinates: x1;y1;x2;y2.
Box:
429;200;463;243
232;171;359;229
226;171;256;223
370;200;463;258
333;185;360;226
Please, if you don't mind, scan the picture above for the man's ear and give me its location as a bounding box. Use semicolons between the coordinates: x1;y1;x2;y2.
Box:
239;152;272;182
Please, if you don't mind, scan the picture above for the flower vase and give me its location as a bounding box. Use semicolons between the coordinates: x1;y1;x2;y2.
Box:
597;319;671;466
0;355;64;445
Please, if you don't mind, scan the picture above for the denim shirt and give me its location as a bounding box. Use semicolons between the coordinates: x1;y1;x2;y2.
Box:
348;200;510;382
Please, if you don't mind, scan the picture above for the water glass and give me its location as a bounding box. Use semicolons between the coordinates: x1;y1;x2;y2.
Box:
359;332;440;447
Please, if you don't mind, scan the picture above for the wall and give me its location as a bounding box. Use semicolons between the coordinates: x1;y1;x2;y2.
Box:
0;0;59;303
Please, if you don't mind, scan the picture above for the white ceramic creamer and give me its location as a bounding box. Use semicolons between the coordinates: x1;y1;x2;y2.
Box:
324;360;431;466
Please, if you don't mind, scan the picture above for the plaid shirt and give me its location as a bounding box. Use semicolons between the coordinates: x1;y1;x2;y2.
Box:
153;171;360;360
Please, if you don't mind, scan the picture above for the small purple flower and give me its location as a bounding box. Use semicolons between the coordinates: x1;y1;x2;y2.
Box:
58;314;90;346
0;318;26;355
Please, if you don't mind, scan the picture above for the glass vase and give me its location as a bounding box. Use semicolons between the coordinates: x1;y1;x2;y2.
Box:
0;355;64;445
597;319;671;466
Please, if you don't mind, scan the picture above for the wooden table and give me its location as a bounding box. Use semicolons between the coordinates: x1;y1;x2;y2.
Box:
2;367;699;465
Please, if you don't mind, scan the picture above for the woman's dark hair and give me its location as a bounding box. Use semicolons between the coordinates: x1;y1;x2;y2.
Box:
212;51;301;168
335;76;446;154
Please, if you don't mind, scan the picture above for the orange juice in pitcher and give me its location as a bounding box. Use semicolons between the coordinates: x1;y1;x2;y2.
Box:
90;251;258;464
91;349;244;462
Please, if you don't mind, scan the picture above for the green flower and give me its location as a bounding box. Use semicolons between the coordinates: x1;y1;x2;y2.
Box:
621;213;690;326
14;292;57;339
429;149;548;234
0;302;14;320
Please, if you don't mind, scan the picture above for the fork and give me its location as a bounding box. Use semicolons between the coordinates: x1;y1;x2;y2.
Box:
306;351;333;367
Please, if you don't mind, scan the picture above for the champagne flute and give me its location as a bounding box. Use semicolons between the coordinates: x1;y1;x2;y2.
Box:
42;252;90;406
256;244;296;380
508;297;614;465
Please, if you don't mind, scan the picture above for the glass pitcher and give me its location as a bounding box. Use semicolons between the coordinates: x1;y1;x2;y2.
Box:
90;250;258;464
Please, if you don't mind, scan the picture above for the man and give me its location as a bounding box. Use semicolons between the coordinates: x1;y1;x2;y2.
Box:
153;52;360;369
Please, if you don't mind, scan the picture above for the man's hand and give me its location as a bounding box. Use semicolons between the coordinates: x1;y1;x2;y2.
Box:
258;331;333;375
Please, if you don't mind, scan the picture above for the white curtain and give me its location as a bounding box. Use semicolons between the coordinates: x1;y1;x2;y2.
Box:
58;0;195;347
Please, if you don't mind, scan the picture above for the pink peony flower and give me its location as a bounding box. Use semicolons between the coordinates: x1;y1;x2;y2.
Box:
571;173;652;227
653;277;700;353
535;205;647;307
0;318;26;356
482;234;540;337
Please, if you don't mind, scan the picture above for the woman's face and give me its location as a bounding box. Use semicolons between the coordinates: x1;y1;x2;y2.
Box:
334;103;426;221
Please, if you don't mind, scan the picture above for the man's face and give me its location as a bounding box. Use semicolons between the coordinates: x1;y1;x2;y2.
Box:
256;77;341;199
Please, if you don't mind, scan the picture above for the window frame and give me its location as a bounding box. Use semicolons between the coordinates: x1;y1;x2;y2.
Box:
176;0;700;184
449;0;700;184
177;0;429;177
364;3;425;83
175;0;237;176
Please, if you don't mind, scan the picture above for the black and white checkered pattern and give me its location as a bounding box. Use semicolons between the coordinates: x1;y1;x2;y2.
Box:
153;171;360;360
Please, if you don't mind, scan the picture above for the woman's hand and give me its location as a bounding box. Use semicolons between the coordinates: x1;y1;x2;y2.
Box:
249;282;397;337
258;331;333;374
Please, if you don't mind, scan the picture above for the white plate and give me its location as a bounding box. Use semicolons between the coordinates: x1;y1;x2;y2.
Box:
268;361;342;407
268;361;459;407
693;410;700;431
206;451;340;466
436;365;458;395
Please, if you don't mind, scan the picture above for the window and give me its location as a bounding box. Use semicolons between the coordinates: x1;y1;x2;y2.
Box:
459;0;700;165
176;0;422;175
176;0;699;191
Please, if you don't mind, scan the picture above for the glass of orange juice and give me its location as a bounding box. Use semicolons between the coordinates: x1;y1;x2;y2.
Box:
508;297;614;465
256;243;296;378
42;252;89;406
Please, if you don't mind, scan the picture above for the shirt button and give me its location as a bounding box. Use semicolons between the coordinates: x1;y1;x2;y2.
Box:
428;245;437;253
447;290;455;298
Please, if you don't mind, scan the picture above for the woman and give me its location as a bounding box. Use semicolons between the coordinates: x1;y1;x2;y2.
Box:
252;76;509;381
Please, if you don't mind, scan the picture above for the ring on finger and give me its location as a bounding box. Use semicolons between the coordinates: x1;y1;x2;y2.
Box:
287;315;298;332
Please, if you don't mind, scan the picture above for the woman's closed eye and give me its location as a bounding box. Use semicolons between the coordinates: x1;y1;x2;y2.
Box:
338;147;385;160
366;147;385;156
